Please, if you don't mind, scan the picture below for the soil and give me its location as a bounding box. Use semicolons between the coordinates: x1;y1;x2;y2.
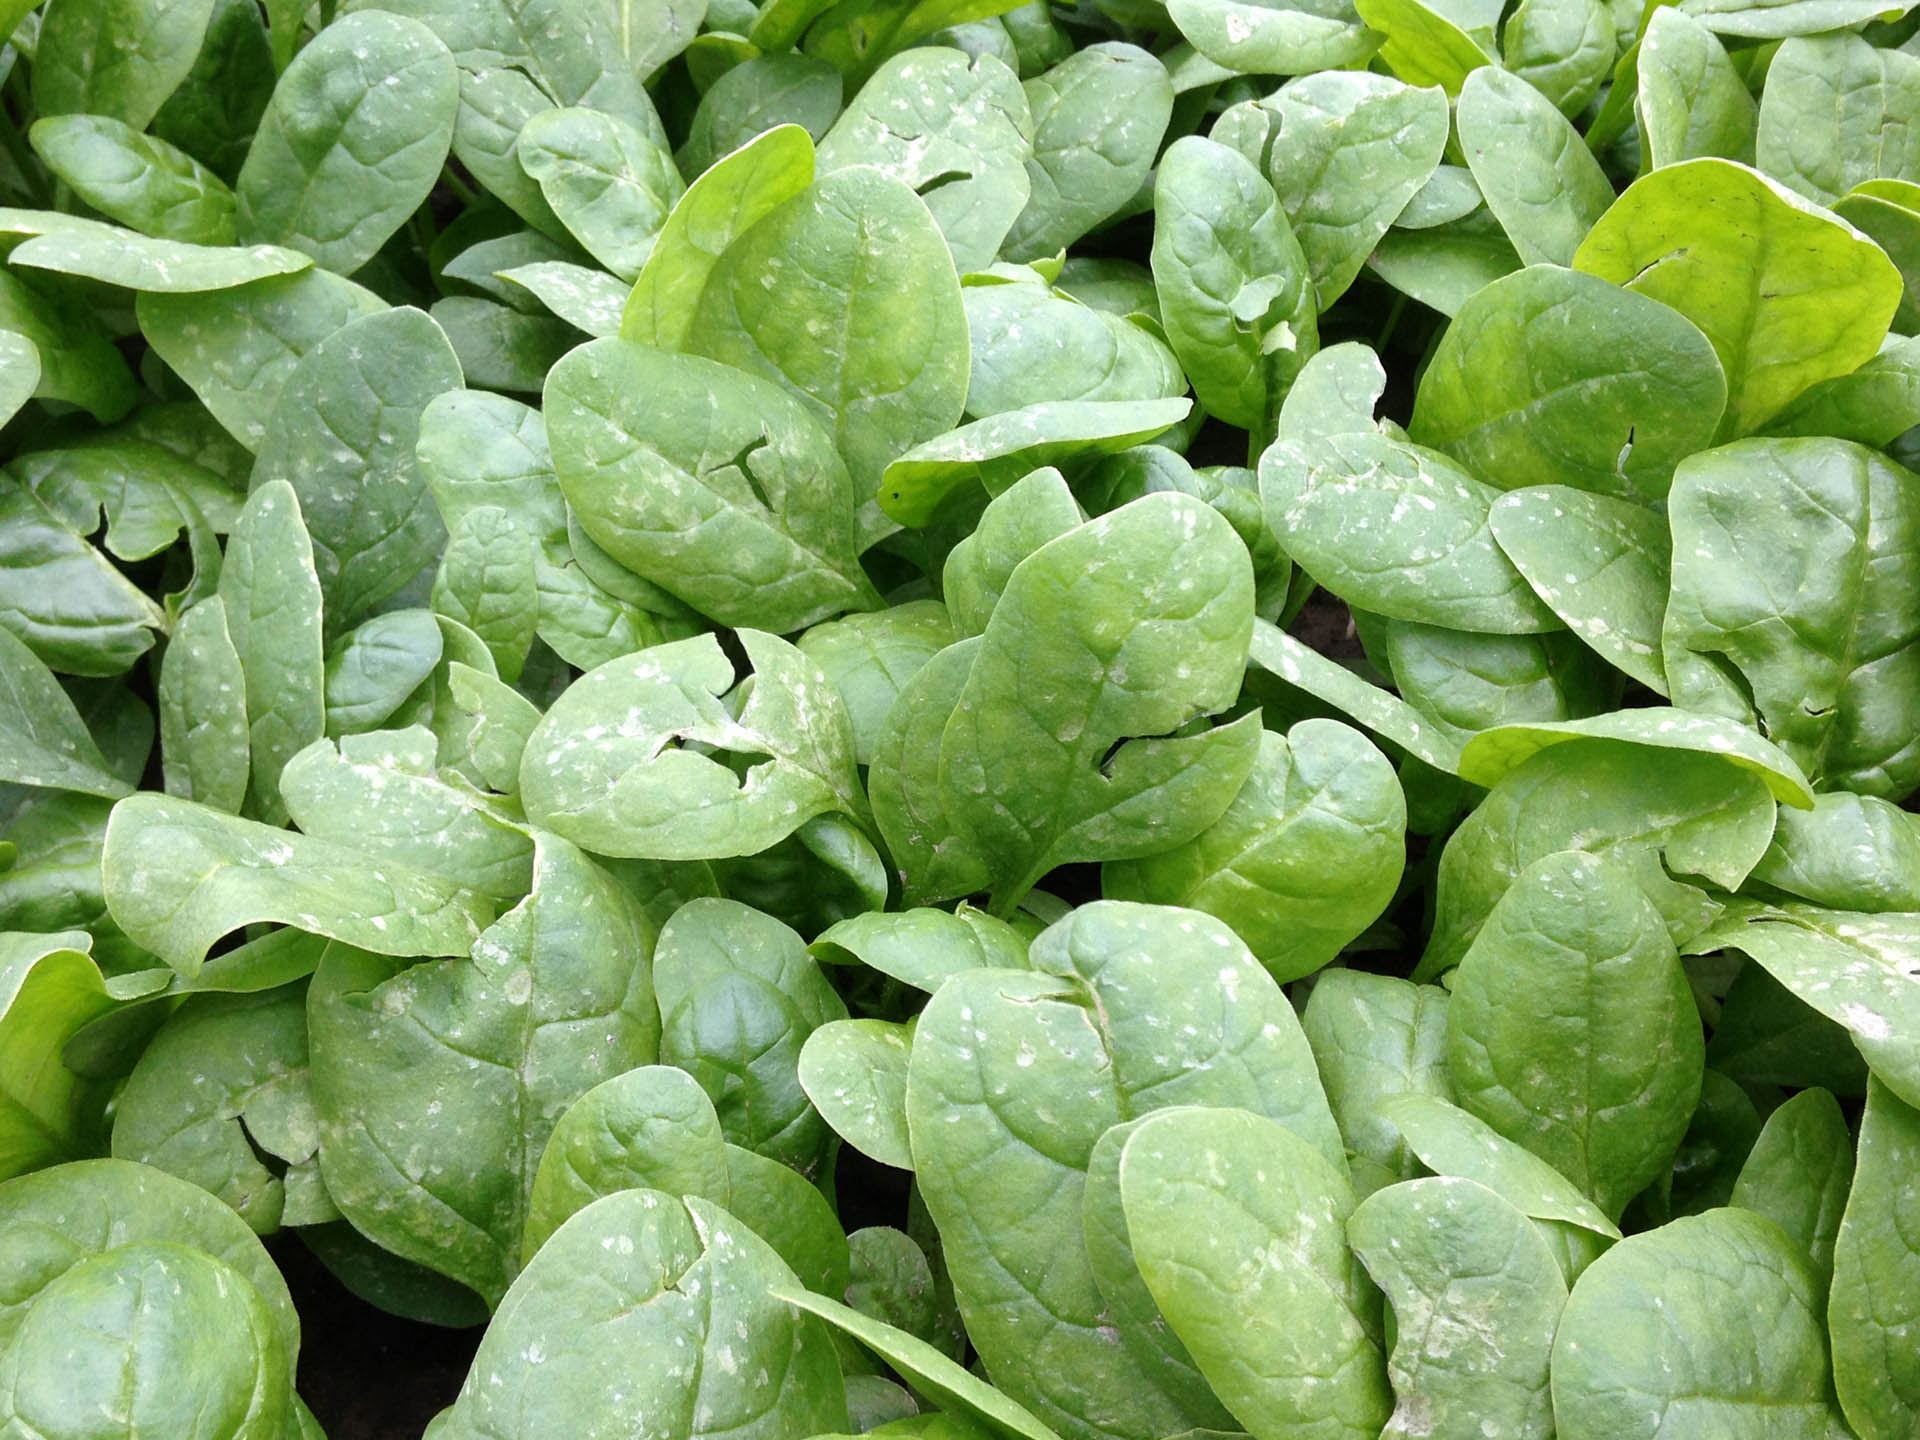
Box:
271;1236;480;1439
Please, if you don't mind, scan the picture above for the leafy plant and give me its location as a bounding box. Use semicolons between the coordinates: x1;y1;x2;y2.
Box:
0;0;1917;1435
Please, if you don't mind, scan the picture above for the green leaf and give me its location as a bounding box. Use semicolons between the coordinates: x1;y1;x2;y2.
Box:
322;609;443;738
516;106;683;281
906;902;1344;1438
1253;73;1450;308
431;507;539;682
101;793;494;977
308;832;658;1307
773;1286;1067;1440
797;1018;913;1169
1636;7;1757;170
798;601;955;765
0;932;116;1180
1411;265;1724;504
818;49;1032;275
1756;34;1920;208
32;0;216;130
1167;0;1379;78
877;398;1191;529
1448;850;1705;1220
1831;1078;1920;1440
0;217;309;292
1383;622;1616;744
149;0;274;184
279;729;533;900
429;1192;849;1437
427;297;574;394
687;166;970;503
1456;709;1815;807
1662;438;1920;797
546;339;877;632
1486;485;1673;694
1246;619;1467;774
218;481;325;824
1003;43;1172;261
28;114;237;244
519;629;865;860
1764;333;1920;447
0;331;37;432
654;897;848;1177
1750;791;1920;912
931;493;1258;909
1347;1177;1565;1440
1457;67;1614;268
108;985;314;1233
0;1240;291;1438
1365;209;1522;317
811;904;1028;991
1152;136;1317;435
1550;1208;1836;1440
158;596;250;813
963;278;1185;418
0;1157;301;1387
1573;159;1901;438
1103;722;1404;983
250;306;463;634
1419;739;1777;979
1260;429;1562;634
1730;1086;1853;1292
868;640;995;907
496;261;625;337
678;58;841;179
0;626;134;799
1118;1106;1389;1440
1502;0;1614;116
138;268;386;450
1694;905;1920;1113
623;124;816;350
1677;0;1919;34
235;10;459;275
0;269;137;423
1351;0;1493;94
521;1064;729;1263
1377;1092;1621;1280
1301;970;1452;1180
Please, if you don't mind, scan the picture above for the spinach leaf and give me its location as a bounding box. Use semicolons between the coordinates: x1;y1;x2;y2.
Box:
430;1192;849;1437
1261;428;1563;635
1152;135;1317;436
1118;1106;1389;1440
1730;1085;1853;1292
519;630;865;860
1457;66;1614;267
1830;1078;1920;1439
1411;265;1725;504
1573;159;1901;438
1637;6;1757;169
686;166;971;504
1347;1176;1564;1440
922;493;1257;911
1663;437;1920;797
1550;1208;1837;1440
1103;721;1405;983
235;11;459;276
250;306;463;634
1003;44;1172;261
308;831;657;1307
0;932;116;1180
817;49;1032;275
1448;849;1705;1219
